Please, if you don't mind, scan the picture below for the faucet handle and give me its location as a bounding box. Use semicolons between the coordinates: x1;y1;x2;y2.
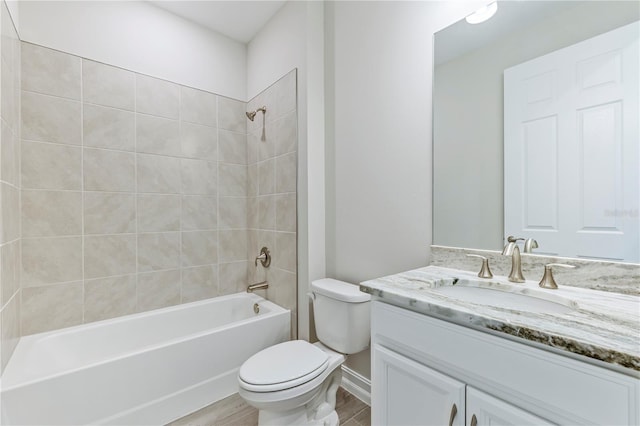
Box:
466;254;493;279
506;235;525;243
523;238;538;253
538;263;575;289
255;247;271;267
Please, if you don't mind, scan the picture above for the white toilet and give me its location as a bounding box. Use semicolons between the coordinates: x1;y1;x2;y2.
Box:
238;278;371;426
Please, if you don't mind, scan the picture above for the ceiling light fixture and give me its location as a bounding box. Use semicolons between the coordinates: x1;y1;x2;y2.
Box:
466;2;498;25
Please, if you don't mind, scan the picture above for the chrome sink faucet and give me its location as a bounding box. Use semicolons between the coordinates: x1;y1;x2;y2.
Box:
502;236;526;283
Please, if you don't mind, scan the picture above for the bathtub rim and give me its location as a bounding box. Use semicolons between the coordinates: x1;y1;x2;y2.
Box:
1;292;288;390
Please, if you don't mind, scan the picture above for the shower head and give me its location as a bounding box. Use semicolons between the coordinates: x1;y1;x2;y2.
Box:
245;106;267;122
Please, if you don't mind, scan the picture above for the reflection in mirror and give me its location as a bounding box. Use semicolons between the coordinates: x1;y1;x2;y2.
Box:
433;1;639;263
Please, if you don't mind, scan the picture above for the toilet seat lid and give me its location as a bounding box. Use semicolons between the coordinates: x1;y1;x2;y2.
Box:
239;340;329;390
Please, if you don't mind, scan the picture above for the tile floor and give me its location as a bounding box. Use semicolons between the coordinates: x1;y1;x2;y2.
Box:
168;387;370;426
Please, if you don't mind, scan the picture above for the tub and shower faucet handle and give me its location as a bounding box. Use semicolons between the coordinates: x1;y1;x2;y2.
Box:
255;246;271;267
466;254;493;279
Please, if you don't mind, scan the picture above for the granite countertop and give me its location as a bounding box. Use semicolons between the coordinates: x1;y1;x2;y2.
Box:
361;266;640;374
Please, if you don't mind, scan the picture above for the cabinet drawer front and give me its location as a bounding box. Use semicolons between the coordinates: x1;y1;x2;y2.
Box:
372;301;639;425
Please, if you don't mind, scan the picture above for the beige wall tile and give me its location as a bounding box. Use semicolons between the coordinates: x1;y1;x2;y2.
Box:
247;132;258;165
1;182;19;243
182;230;218;267
219;261;248;294
1;120;19;186
180;122;217;161
1;240;19;307
218;130;246;165
82;59;135;111
181;159;217;195
218;96;245;133
276;193;297;233
21;236;82;285
1;55;17;132
21;140;81;190
276;152;296;193
137;269;180;312
1;292;20;372
257;124;275;161
273;70;297;119
84;192;135;234
137;232;180;272
182;265;218;303
258;195;276;231
83;104;135;151
275;111;297;156
275;232;297;273
136;74;179;119
247;197;258;229
219;229;247;263
136;114;180;156
22;190;82;237
219;197;247;230
258;159;275;195
268;267;297;312
84;148;135;192
22;43;80;100
182;196;217;231
219;163;247;196
137;194;180;232
22;91;81;145
21;282;83;335
247;164;257;197
181;86;217;127
137;154;181;194
84;234;136;279
84;275;136;323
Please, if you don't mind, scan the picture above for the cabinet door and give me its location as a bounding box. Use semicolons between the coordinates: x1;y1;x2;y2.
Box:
466;387;555;426
372;344;465;426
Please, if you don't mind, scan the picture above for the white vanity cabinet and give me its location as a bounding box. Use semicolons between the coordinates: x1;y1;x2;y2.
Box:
371;301;640;426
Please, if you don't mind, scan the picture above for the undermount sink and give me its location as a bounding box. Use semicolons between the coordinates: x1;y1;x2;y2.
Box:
433;281;578;314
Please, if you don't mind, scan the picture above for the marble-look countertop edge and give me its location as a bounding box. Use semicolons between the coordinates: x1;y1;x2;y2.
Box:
361;266;640;375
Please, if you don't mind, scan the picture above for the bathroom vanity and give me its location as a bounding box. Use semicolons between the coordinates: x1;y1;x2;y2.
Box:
361;266;640;426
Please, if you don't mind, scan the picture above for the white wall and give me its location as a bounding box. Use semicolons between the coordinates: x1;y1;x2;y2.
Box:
18;1;246;99
247;1;326;341
325;0;481;283
324;0;483;379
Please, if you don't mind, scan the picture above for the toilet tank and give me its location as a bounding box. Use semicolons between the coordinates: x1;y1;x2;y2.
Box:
311;279;371;354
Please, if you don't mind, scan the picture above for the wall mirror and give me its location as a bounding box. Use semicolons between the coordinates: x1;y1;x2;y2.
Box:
433;0;639;263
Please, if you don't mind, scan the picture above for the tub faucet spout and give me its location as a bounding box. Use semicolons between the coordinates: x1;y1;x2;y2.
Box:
247;281;268;292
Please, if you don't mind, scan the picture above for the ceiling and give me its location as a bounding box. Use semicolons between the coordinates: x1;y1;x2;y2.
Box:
150;1;287;43
434;1;581;65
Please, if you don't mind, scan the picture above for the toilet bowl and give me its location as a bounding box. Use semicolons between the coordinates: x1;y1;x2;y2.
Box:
237;279;371;426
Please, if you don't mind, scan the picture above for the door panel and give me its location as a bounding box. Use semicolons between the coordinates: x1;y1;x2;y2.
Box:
372;344;465;426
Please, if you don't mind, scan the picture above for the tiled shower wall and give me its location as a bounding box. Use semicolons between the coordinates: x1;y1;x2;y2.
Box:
247;71;298;337
0;1;21;374
18;42;297;337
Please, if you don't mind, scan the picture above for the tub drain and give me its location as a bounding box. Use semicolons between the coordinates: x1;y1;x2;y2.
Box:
253;303;260;314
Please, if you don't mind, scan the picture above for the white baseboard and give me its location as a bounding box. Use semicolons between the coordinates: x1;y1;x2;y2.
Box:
340;365;371;406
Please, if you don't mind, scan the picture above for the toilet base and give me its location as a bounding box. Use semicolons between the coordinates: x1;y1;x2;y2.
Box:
256;366;342;426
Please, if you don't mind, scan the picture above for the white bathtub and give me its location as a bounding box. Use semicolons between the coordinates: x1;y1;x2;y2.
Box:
0;292;290;425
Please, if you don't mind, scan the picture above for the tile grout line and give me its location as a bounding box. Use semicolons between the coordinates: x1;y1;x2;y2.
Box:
134;73;139;313
179;86;183;304
80;58;85;325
